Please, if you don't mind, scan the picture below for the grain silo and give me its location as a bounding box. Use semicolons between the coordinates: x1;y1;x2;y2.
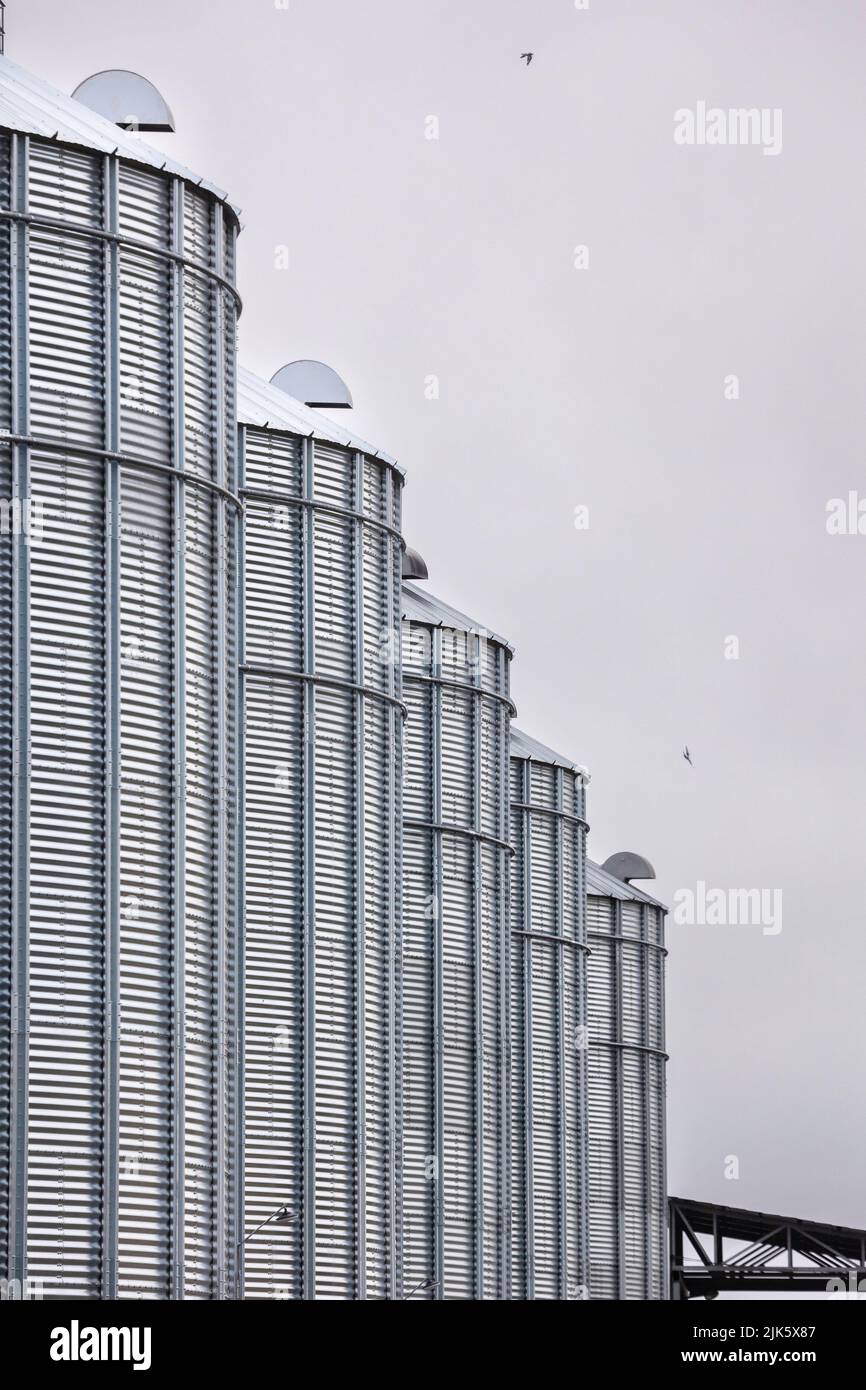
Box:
0;57;240;1298
237;364;403;1299
586;854;667;1300
509;727;590;1300
401;571;513;1299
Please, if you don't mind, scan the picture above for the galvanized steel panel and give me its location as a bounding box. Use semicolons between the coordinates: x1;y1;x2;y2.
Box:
509;736;589;1300
587;869;667;1300
239;405;403;1300
402;594;511;1299
0;121;239;1298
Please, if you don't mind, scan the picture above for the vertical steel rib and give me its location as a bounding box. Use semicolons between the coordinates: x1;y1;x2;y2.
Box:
660;907;669;1300
641;903;652;1296
101;151;121;1301
385;467;400;1299
352;451;366;1299
470;632;484;1298
213;203;228;1299
497;647;510;1302
520;758;534;1299
554;766;568;1299
576;779;589;1293
614;898;625;1301
431;627;444;1299
235;422;247;1300
8;130;29;1289
301;435;316;1299
169;176;187;1302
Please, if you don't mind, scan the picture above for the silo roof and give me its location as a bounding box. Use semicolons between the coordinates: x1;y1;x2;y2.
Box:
587;858;667;911
511;725;588;774
402;583;514;653
0;54;238;212
238;366;401;472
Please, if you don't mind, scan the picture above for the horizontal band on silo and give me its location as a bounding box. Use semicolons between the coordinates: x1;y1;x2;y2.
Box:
0;433;245;510
403;669;517;716
511;799;589;831
587;930;669;955
0;206;244;305
511;928;591;951
404;816;514;855
241;662;408;716
591;1040;670;1060
240;485;404;539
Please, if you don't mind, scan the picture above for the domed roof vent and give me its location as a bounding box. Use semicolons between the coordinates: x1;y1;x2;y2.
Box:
402;546;428;581
601;852;656;884
72;70;175;131
270;360;353;409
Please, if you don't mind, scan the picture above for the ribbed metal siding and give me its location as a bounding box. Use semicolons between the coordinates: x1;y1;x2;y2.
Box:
509;749;589;1300
402;611;511;1299
587;891;667;1299
0;128;239;1298
0;131;12;1284
239;419;403;1299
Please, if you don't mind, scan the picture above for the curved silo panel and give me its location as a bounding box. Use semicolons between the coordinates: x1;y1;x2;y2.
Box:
0;55;240;1299
237;366;403;1299
586;859;667;1299
402;583;512;1300
509;728;589;1300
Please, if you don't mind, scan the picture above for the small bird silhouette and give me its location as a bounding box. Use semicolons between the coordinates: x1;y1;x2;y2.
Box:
683;746;694;767
521;52;534;66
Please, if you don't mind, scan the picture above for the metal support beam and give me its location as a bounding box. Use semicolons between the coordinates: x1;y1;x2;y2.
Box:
101;150;121;1302
385;465;401;1300
520;758;534;1301
301;434;316;1300
669;1196;866;1297
470;631;484;1300
169;175;187;1303
554;767;568;1300
613;900;626;1300
213;200;229;1300
235;424;247;1300
8;129;30;1290
431;627;444;1300
352;451;367;1301
496;644;510;1303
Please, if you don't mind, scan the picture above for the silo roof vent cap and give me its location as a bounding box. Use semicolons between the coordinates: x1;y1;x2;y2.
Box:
72;70;175;131
601;852;656;884
402;547;428;581
270;360;353;409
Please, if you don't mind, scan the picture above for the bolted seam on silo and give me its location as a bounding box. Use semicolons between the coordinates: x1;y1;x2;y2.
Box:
237;370;404;1299
0;56;241;1299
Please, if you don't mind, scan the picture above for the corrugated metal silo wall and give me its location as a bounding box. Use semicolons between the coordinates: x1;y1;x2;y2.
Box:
0;131;239;1298
239;423;403;1299
587;891;667;1299
509;750;589;1299
402;609;511;1299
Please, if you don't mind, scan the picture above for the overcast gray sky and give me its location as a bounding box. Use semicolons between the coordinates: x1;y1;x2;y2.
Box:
16;0;866;1233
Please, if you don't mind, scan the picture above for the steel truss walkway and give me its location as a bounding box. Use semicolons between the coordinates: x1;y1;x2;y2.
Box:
669;1196;866;1299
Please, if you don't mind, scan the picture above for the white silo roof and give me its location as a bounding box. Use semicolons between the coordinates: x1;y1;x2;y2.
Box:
237;365;400;471
0;53;238;212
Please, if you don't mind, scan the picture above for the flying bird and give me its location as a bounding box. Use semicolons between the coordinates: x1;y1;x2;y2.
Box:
683;746;694;767
521;53;534;66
